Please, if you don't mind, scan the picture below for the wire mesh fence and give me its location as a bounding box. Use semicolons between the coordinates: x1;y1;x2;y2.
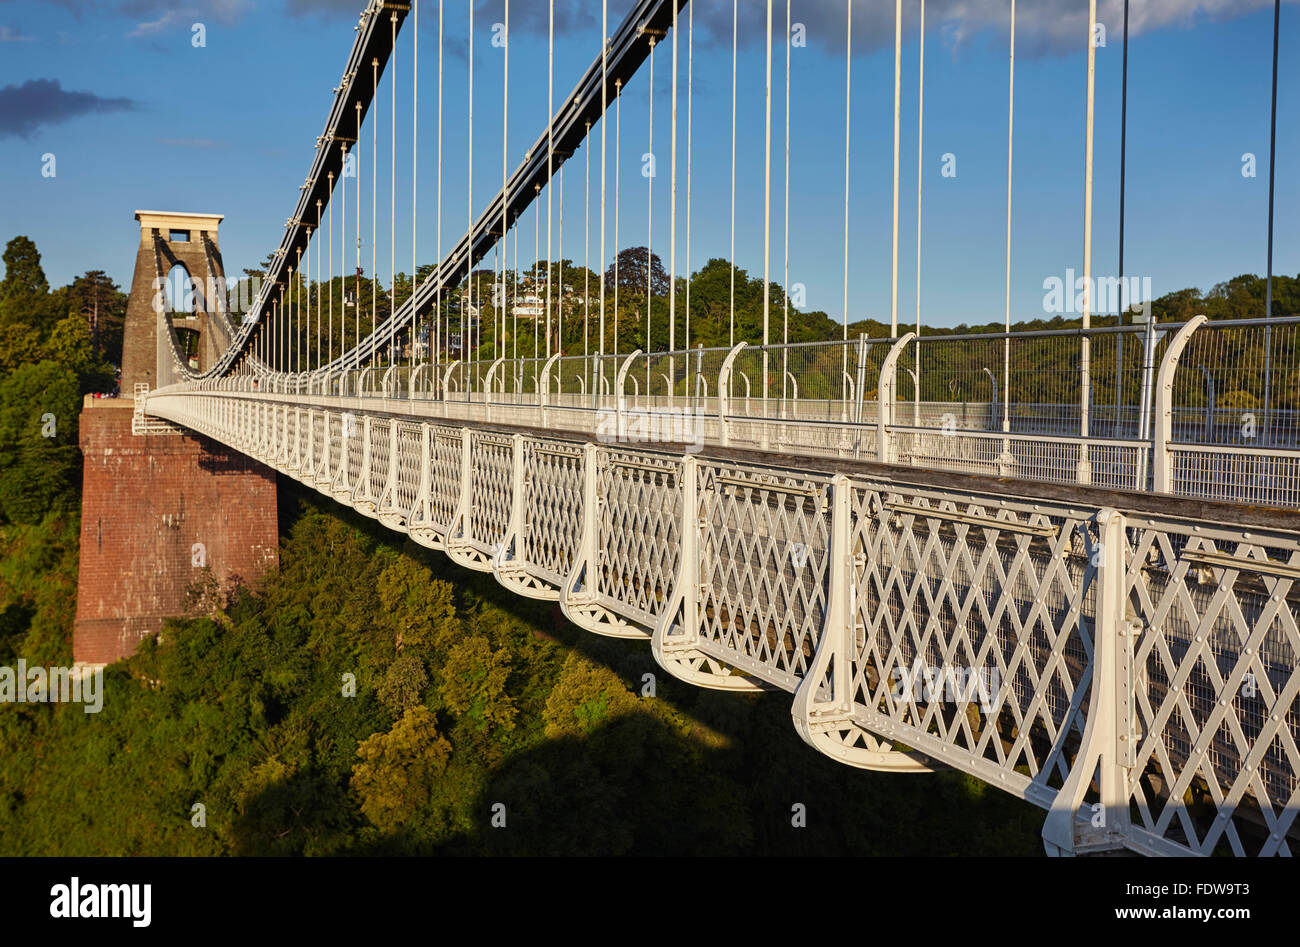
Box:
177;316;1300;509
1172;319;1300;447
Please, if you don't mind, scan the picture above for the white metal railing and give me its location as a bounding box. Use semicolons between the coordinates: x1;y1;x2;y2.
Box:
168;315;1300;510
142;386;1300;856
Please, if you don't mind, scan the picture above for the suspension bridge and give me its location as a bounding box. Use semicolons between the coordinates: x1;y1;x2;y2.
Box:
105;0;1299;857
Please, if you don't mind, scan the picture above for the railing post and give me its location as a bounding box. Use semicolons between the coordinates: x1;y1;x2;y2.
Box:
357;414;373;499
717;342;747;448
614;349;642;446
441;360;461;419
539;351;562;429
854;334;868;427
381;417;399;509
1151;315;1207;494
483;356;506;424
652;455;699;662
419;421;432;488
446;426;474;553
496;433;527;572
877;333;915;465
574;442;600;602
1042;508;1135;855
306;408;316;481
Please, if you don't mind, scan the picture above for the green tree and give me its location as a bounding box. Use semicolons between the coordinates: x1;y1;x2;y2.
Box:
375;556;457;655
0;237;55;335
58;270;127;365
351;706;452;832
542;652;640;740
0;362;82;524
439;635;516;733
377;654;428;712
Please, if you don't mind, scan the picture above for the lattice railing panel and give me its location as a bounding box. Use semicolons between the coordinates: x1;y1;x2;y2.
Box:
597;450;682;626
468;432;513;554
428;426;462;531
1123;515;1300;855
849;484;1097;803
367;419;391;501
390;421;422;517
326;413;344;488
521;439;585;586
695;463;833;690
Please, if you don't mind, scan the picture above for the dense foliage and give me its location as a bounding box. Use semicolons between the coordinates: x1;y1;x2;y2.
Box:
0;490;1046;855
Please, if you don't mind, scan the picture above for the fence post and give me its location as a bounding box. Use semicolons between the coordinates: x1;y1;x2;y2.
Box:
614;349;642;446
1151;315;1207;494
718;342;748;448
877;333;916;464
495;433;528;576
571;442;601;605
356;414;373;501
441;360;461;420
411;420;428;512
651;455;699;663
483;356;506;425
539;352;562;429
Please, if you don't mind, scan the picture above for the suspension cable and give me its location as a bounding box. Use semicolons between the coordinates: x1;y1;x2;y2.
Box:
1081;0;1097;456
891;0;901;337
328;170;335;364
412;0;419;368
841;0;851;346
535;186;540;362
466;1;473;365
341;142;348;368
391;10;397;369
546;0;554;363
513;220;518;365
372;55;378;370
355;103;362;361
669;2;678;358
1003;0;1015;435
646;37;655;359
316;201;322;372
502;0;510;364
585;120;591;360
916;0;925;396
762;0;772;404
1262;0;1280;441
558;164;565;354
782;0;790;398
729;0;737;347
685;0;694;352
436;0;443;368
599;0;607;361
307;217;314;373
614;79;621;353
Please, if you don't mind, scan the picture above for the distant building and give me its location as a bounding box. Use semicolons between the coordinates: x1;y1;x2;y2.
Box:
512;294;544;319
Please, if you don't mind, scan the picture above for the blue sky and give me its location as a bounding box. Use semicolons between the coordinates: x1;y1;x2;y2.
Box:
0;0;1295;331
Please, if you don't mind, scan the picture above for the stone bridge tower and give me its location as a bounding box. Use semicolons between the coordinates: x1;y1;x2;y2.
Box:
74;211;278;667
121;210;231;391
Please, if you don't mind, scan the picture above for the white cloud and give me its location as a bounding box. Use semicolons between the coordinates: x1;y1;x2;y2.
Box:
687;0;1292;58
